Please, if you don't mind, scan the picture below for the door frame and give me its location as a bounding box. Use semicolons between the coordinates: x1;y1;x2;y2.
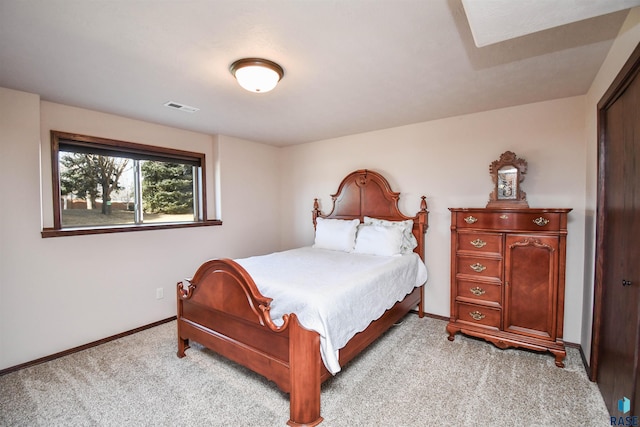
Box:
590;42;640;380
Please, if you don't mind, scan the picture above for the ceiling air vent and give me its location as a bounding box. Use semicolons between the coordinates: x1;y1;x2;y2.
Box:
163;101;199;113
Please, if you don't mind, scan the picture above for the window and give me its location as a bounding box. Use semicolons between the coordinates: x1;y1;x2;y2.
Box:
43;131;220;237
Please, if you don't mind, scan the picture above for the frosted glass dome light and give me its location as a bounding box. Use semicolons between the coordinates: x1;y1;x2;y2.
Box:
230;58;284;93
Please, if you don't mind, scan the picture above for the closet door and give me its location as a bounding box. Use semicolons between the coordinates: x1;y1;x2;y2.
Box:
593;42;640;416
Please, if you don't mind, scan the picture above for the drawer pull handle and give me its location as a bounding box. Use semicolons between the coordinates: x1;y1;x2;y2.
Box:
464;216;478;224
469;311;485;321
533;217;550;226
499;214;509;219
470;238;487;248
470;263;486;273
470;287;486;296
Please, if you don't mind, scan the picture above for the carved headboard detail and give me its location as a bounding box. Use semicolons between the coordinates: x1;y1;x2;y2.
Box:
312;169;428;260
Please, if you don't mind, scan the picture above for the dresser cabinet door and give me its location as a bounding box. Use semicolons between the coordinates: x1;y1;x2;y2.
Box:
503;234;559;340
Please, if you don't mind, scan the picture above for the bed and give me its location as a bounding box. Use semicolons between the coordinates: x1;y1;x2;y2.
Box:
176;169;429;426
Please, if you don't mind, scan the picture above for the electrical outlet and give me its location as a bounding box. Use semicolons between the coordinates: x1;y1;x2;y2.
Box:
156;287;164;299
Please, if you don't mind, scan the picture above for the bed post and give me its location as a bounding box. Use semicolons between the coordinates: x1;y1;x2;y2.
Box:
417;196;428;235
415;196;428;318
312;198;321;229
176;280;191;357
288;314;323;427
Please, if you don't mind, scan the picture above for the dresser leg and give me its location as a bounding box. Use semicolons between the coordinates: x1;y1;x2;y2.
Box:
551;349;566;368
446;323;458;341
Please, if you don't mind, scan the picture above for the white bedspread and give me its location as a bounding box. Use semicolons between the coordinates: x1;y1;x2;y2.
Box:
234;247;428;374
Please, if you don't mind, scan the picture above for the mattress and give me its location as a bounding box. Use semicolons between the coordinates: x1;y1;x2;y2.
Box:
235;247;428;374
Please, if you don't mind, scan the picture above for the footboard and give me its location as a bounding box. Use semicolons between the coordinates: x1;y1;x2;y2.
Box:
177;259;323;426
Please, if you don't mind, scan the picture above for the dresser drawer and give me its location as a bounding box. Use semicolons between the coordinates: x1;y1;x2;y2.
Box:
455;211;562;232
456;256;502;280
456;302;501;329
456;279;501;305
457;232;502;256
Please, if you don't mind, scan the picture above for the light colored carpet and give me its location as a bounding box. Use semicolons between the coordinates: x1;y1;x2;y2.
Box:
0;315;609;426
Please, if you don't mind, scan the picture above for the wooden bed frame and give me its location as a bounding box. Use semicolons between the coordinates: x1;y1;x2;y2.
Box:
176;169;428;426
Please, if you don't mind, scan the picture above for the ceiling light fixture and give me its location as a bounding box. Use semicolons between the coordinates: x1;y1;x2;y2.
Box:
230;58;284;93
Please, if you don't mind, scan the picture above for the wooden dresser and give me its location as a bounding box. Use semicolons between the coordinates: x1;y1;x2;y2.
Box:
446;208;571;367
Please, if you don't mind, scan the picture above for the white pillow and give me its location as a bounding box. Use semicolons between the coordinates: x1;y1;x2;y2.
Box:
353;224;404;256
313;217;360;252
363;216;417;254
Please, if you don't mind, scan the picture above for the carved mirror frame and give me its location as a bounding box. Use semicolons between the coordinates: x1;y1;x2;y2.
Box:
487;151;529;208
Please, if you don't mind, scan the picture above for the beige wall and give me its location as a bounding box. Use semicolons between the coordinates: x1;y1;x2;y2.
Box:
0;88;41;370
581;7;640;361
39;102;217;228
2;8;639;370
277;6;640;358
0;89;281;370
280;96;587;344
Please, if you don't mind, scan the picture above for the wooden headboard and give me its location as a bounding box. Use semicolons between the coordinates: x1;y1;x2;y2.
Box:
312;169;428;261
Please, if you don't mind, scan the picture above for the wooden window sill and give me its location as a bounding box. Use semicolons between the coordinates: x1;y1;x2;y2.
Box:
41;219;222;238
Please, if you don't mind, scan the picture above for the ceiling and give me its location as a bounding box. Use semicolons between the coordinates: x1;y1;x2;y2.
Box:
0;1;635;147
462;0;639;47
